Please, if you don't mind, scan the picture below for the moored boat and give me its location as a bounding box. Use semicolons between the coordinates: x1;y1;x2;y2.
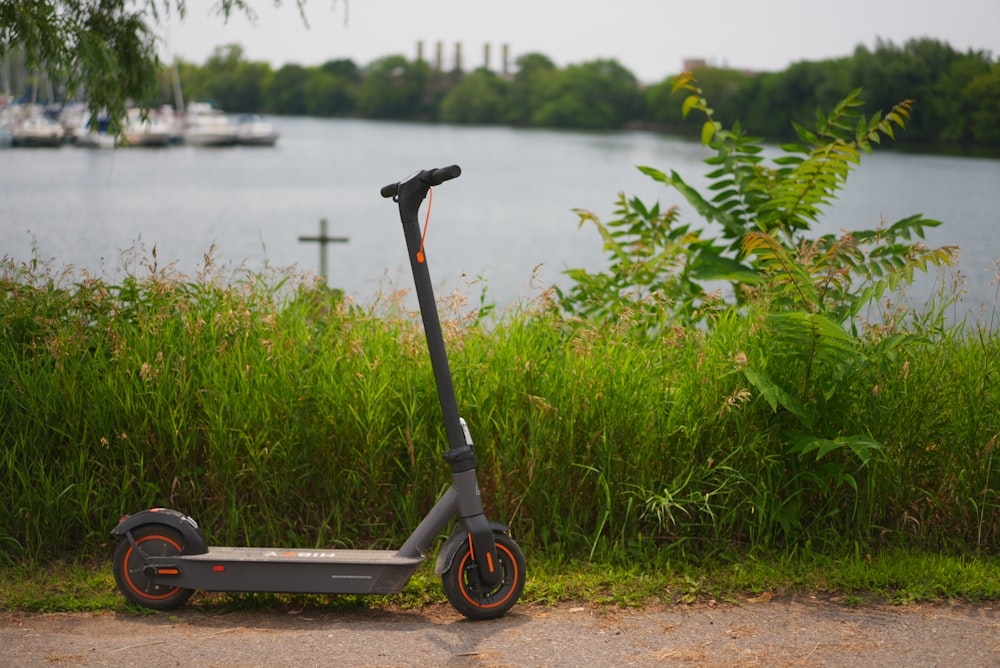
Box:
74;125;117;148
184;102;237;146
122;107;173;147
235;115;280;146
12;115;64;147
71;112;117;148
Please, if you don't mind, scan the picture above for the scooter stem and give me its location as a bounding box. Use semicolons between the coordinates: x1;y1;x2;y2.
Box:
383;166;474;471
382;167;502;589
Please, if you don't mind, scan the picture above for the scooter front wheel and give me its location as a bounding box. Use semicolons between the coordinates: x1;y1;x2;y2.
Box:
441;532;525;620
112;524;194;610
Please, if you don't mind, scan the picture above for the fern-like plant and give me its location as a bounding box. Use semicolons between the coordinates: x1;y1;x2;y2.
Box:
561;73;956;330
563;74;961;547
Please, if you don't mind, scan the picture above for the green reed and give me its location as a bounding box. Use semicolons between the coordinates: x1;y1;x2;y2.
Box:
1;256;998;564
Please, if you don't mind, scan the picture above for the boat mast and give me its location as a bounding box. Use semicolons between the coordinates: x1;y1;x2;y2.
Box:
171;63;185;115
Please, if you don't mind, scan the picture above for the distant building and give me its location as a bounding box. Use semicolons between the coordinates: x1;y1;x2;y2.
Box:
682;58;757;76
416;41;511;76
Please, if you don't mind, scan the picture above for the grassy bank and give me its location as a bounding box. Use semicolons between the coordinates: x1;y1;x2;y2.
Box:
4;549;1000;612
1;255;999;609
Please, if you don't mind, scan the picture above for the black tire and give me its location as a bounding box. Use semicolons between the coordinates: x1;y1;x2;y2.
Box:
441;532;525;620
112;524;194;610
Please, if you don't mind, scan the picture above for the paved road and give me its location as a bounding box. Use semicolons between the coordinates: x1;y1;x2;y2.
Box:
3;597;999;667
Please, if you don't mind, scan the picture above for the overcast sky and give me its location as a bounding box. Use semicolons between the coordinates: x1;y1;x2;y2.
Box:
160;0;1000;83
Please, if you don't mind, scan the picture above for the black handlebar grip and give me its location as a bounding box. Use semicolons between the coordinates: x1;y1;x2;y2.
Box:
380;182;398;198
426;164;461;185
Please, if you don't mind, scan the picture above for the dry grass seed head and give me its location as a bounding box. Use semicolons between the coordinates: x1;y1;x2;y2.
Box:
719;387;752;418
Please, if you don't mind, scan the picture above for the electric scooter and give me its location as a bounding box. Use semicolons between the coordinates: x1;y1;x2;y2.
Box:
110;165;526;620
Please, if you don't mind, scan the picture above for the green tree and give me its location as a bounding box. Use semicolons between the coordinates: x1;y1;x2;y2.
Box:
643;77;684;127
439;69;508;124
737;59;851;137
925;52;994;142
502;53;558;125
356;55;430;119
848;38;971;141
320;58;361;82
264;63;310;114
965;63;1000;143
418;69;459;122
197;44;271;112
532;59;642;129
173;58;208;103
304;60;361;117
645;66;756;133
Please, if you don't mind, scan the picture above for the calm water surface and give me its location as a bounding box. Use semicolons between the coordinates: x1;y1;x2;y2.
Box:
2;117;998;315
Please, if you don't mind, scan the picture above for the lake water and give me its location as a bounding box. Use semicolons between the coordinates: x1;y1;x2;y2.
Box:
2;117;999;319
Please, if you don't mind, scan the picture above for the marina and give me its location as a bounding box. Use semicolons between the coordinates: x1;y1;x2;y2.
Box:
0;102;278;149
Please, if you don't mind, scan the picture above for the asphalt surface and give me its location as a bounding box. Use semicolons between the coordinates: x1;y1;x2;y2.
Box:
3;597;999;667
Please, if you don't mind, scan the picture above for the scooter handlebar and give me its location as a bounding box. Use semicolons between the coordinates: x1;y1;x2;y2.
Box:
381;165;462;198
426;164;462;185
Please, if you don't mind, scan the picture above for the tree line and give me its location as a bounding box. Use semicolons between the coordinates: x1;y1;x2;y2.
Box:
166;38;999;150
4;3;998;148
3;31;995;149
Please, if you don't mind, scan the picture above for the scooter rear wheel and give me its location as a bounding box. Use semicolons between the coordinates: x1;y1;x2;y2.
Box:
441;532;525;620
112;524;194;610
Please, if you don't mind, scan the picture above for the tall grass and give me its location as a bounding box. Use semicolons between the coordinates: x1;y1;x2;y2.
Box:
1;254;998;564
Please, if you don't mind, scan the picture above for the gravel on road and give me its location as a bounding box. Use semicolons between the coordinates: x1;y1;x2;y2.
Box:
3;596;999;667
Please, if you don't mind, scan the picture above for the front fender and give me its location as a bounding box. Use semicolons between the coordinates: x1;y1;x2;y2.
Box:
112;508;208;555
434;521;509;575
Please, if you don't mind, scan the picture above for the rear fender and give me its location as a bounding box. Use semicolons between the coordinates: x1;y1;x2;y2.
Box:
112;508;208;555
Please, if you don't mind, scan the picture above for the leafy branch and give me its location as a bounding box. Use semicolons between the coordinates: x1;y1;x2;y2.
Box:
562;72;956;333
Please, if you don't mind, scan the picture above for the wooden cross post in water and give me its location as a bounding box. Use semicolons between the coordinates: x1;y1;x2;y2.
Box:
298;218;349;284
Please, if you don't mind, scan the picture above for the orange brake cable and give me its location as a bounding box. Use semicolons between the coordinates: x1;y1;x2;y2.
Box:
417;187;432;263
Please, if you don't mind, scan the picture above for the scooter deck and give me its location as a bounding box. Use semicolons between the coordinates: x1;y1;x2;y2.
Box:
189;547;419;564
145;547;424;595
